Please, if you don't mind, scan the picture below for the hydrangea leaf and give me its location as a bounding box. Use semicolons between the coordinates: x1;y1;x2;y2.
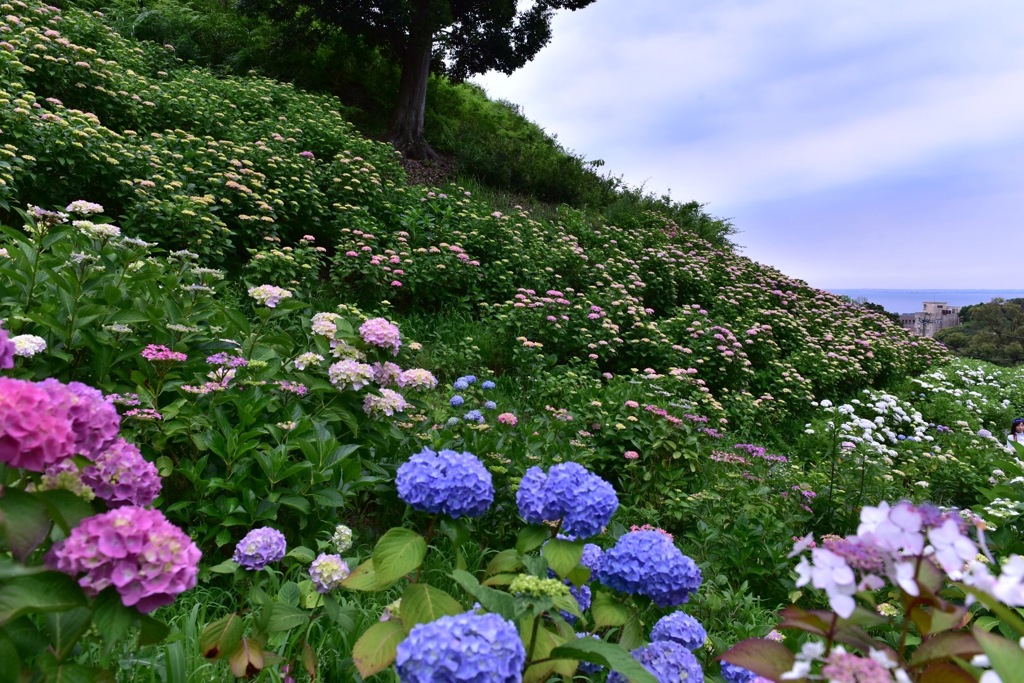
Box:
265;602;310;633
517;526;550;554
0;489;51;562
550;639;659;683
483;573;518;587
542;538;583;579
486;549;523;577
92;588;138;653
909;632;982;668
450;569;520;621
973;626;1024;683
44;607;92;661
0;572;86;627
719;638;798;682
352;620;405;679
199;613;245;660
918;661;977;683
591;590;631;628
228;638;264;678
371;528;426;588
36;489;95;537
341;559;379;592
523;621;576;682
400;583;463;629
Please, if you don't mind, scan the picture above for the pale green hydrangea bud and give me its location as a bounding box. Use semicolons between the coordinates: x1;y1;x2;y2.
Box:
509;574;570;598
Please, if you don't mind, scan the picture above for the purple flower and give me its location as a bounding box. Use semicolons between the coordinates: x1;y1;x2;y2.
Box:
608;640;703;683
598;530;702;607
720;661;760;683
309;553;350;593
50;506;200;612
39;379;120;459
396;447;494;518
516;462;618;539
359;318;401;355
0;321;14;369
141;344;187;362
650;611;707;650
450;395;465;407
0;377;76;471
233;527;287;570
81;438;161;507
395;612;525;683
581;543;605;574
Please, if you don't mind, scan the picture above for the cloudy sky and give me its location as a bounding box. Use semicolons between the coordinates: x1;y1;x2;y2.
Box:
473;0;1024;291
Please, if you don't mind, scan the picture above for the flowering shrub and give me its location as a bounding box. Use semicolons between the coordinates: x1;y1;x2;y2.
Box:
598;529;702;607
396;447;494;518
232;527;288;570
395;612;526;683
516;462;619;539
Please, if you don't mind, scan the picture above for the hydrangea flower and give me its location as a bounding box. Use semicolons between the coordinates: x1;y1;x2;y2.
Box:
484;401;497;410
457;375;477;385
363;388;408;417
581;543;605;574
65;200;105;215
359;318;401;355
0;322;14;369
650;611;707;650
453;379;470;391
482;380;496;390
450;395;465;407
463;410;484;423
576;633;604;676
10;334;46;357
50;506;200;612
39;459;94;500
720;661;763;683
332;524;353;553
248;284;292;308
0;377;76;471
396;447;494;518
607;641;703;683
233;527;287;570
309;553;350;593
39;379;120;459
81;438;161;507
598;530;702;607
371;361;403;386
516;462;618;539
395;612;525;683
293;352;325;371
141;345;187;362
328;359;374;391
396;368;438;390
498;412;518;426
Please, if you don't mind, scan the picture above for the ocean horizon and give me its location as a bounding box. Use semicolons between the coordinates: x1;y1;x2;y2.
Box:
829;289;1024;315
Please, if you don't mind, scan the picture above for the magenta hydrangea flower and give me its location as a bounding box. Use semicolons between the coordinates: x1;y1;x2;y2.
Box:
0;377;76;471
38;379;120;459
0;321;15;369
80;438;161;507
359;318;401;355
50;506;201;612
141;344;187;362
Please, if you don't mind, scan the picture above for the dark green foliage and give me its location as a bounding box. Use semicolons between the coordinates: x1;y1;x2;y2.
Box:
936;298;1024;366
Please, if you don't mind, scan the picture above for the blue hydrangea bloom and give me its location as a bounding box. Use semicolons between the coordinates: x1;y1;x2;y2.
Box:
483;400;497;410
395;612;525;683
598;530;702;607
607;641;703;683
396;448;494;518
450;395;465;407
720;661;760;683
575;633;604;676
445;417;460;427
516;463;618;540
650;611;707;650
457;375;478;385
453;379;470;390
482;380;496;390
581;543;605;574
464;410;485;423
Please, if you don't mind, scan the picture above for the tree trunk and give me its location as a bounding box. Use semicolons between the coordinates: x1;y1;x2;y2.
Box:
387;3;438;160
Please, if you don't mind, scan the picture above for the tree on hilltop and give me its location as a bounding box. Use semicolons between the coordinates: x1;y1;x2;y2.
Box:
237;0;597;160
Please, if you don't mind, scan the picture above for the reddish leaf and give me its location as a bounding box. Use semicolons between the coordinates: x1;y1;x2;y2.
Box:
918;661;978;683
719;639;798;682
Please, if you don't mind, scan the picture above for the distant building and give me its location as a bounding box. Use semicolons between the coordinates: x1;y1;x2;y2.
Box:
899;301;960;337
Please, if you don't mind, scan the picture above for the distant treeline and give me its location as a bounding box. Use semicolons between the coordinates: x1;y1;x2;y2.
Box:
936;298;1024;366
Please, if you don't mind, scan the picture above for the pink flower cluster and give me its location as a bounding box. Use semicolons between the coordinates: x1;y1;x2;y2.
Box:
0;377;77;471
497;412;518;426
50;506;200;612
363;388;408;418
39;379;121;459
396;368;438;390
359;317;401;355
141;344;187;362
0;321;15;369
328;359;374;391
80;438;161;507
247;284;293;308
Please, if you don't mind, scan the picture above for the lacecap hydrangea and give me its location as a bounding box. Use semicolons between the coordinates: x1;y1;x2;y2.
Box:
395;612;525;683
607;640;703;683
396;447;494;518
233;527;287;570
516;462;618;539
598;530;702;607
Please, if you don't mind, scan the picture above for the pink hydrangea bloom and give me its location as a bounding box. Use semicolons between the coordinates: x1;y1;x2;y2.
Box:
81;438;161;507
0;322;14;369
396;368;438;390
328;359;374;391
50;506;200;612
363;388;408;417
359;318;401;355
38;379;120;459
0;377;76;471
141;345;187;362
497;412;518;426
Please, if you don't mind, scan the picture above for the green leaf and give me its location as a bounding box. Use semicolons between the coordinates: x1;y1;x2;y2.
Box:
973;626;1024;683
0;557;46;579
341;559;380;592
516;526;549;555
45;607;92;661
371;528;427;588
591;590;630;628
138;614;170;647
37;489;96;537
400;583;463;629
720;638;799;683
165;642;187;683
92;589;137;651
265;602;310;633
0;633;20;683
542;538;583;579
209;559;240;574
450;569;518;620
0;489;52;562
551;593;583;622
351;620;405;679
286;546;317;564
550;639;659;683
199;613;245;660
0;572;86;626
440;517;470;548
486;549;523;577
309;489;346;508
